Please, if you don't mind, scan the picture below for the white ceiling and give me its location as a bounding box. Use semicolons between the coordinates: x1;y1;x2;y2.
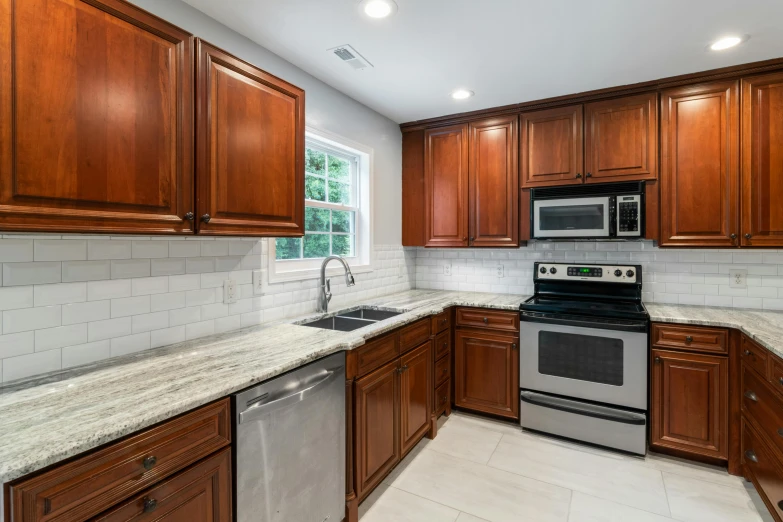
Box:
183;0;783;124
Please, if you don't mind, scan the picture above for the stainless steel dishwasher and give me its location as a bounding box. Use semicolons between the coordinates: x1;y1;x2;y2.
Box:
233;351;345;522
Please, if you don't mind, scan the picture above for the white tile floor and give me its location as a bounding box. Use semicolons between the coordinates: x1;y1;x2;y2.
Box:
359;412;773;522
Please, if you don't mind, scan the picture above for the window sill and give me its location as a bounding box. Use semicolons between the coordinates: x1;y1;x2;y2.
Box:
265;261;373;285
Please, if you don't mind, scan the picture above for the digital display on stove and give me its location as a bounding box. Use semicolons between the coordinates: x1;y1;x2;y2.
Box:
567;266;603;277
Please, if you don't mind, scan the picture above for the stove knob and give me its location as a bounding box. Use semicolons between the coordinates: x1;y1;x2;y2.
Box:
614;269;622;277
550;267;557;274
539;267;547;274
626;270;635;278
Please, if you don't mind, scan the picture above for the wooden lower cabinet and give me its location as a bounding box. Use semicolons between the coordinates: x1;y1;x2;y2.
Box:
650;349;729;459
454;329;519;420
95;448;232;522
354;359;400;500
400;342;433;456
743;419;783;521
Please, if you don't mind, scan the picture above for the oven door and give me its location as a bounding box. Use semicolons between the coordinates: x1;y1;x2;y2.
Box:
533;196;610;238
519;316;648;410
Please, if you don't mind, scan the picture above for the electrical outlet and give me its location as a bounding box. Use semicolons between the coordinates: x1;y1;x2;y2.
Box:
444;263;452;276
729;269;748;289
496;264;504;278
252;270;263;295
223;279;237;304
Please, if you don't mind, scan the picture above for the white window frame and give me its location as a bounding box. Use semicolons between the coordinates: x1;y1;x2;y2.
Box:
267;127;373;284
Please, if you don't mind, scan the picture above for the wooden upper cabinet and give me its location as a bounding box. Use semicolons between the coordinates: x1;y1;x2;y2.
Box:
468;116;519;247
650;349;728;460
584;93;658;182
424;125;469;247
520;105;583;188
195;40;305;236
0;0;194;234
402;130;426;246
660;81;740;247
741;72;783;247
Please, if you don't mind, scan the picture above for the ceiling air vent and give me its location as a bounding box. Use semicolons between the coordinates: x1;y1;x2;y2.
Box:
329;44;373;70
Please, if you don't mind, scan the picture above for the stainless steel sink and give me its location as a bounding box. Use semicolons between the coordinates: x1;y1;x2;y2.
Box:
301;316;375;332
337;308;402;321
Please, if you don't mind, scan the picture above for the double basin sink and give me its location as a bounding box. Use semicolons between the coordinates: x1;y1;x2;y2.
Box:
302;307;402;332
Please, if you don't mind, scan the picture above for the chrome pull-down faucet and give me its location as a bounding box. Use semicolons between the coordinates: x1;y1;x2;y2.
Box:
317;256;355;313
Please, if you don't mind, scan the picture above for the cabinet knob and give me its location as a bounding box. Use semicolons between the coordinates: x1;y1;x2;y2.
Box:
442;368;447;374
183;212;194;221
143;498;158;513
470;237;475;241
201;214;211;223
745;233;752;239
441;318;447;324
654;356;661;363
585;172;592;178
142;456;157;471
777;428;783;438
575;173;582;179
441;396;447;404
744;349;752;356
685;336;693;343
778;377;783;386
745;450;759;463
483;317;488;324
730;233;737;240
744;390;758;402
512;343;517;350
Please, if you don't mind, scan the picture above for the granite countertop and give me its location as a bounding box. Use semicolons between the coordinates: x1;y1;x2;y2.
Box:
0;290;527;484
646;303;783;359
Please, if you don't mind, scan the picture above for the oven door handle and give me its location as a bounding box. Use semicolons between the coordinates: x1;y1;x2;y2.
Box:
519;312;648;333
520;391;647;426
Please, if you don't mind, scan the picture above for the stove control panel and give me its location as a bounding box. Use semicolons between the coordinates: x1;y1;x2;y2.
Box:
535;263;640;283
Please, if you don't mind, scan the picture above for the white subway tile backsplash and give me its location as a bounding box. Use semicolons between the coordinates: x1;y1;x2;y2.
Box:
34;240;86;262
151;292;186;312
169;241;201;258
34;324;88;352
132;241;168;259
150;258;186;277
62;260;112;282
3;306;60;334
150;326;186;348
0;287;34;311
169;306;201;327
132;312;169;334
87;279;131;301
62;340;112;369
111;259;151;279
0;240;34;262
33;282;87;306
111;296;151;318
186;258;215;274
62;300;111;325
110;332;151;357
0;332;35;359
3;262;61;286
88;317;132;342
131;277;169;296
185;320;214;340
169;274;201;292
3;350;61;382
186;289;216;307
201;241;229;257
214;315;240;333
87;240;131;260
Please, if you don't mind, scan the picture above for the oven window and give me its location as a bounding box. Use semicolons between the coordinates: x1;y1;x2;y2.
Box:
539;204;605;231
538;331;623;386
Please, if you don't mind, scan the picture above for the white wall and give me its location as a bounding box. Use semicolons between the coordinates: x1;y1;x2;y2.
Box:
129;0;403;246
415;241;783;310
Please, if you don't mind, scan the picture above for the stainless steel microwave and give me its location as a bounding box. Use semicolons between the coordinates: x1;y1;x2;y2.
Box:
530;182;645;240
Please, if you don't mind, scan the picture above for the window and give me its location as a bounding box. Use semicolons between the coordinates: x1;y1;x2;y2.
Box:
268;128;372;284
275;145;358;260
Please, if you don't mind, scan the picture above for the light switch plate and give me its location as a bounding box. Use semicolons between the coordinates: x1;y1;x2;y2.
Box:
223;279;237;304
729;269;747;289
252;270;263;295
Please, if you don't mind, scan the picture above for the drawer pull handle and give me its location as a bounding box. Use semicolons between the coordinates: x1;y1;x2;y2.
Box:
143;498;158;513
685;336;693;343
441;396;447;404
483;317;488;324
745;450;758;463
744;390;758;402
142;456;157;471
744;350;752;356
441;318;448;324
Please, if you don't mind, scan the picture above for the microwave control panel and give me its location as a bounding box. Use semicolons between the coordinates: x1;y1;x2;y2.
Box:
616;195;641;236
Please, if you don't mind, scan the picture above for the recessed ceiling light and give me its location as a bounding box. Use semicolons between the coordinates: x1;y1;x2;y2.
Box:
360;0;397;19
710;36;744;51
451;89;474;100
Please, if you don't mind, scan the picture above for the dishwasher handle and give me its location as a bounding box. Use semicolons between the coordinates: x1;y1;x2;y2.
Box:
239;368;341;424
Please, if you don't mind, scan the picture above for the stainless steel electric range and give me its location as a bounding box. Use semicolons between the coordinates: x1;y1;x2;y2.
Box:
519;262;650;455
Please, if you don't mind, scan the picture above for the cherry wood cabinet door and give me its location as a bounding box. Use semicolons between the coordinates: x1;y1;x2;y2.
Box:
741;72;783;247
660;81;740;247
0;0;194;234
650;349;728;460
94;448;232;522
584;93;658;182
468;116;519;247
520;105;584;188
454;330;519;420
195;40;305;236
424;124;469;247
399;341;432;456
353;358;400;501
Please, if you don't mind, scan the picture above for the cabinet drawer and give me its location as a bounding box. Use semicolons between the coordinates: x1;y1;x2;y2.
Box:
356;333;400;377
742;365;783;458
434;330;451;361
399;319;432;353
435;380;451;414
742;335;769;378
742;419;783;521
768;354;783;397
651;323;728;355
9;399;231;522
94;447;232;522
456;308;519;333
432;310;451;334
435;355;451;387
